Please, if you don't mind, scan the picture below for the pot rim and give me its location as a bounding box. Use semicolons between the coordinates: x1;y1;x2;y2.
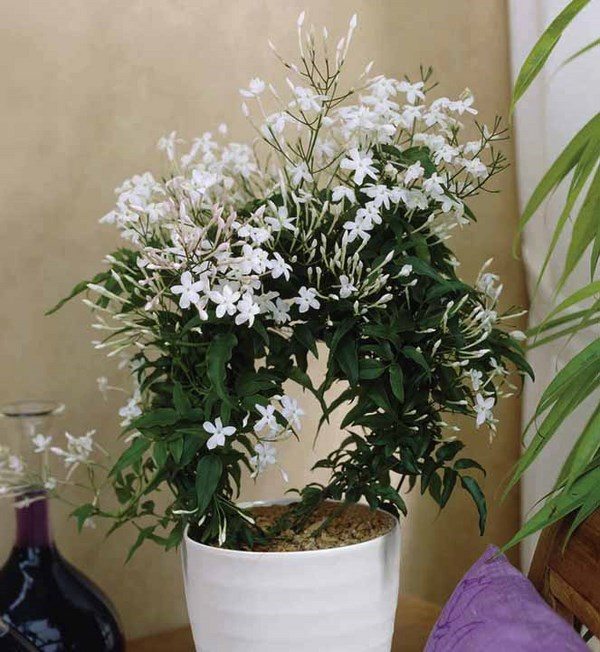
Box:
183;498;399;558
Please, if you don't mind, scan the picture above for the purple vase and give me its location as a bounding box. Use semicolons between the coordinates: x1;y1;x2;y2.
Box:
1;617;40;652
0;401;124;652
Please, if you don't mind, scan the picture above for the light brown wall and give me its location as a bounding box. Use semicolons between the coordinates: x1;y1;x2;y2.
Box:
0;0;525;639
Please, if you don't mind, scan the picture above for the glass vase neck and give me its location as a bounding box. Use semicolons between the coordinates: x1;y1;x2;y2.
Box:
15;491;53;548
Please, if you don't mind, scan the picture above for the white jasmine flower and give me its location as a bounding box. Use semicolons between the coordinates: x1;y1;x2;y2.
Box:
291;86;324;112
289;161;313;186
203;418;236;450
31;434;52;453
157;131;179;161
399;264;413;277
462;157;488;179
97;376;109;398
469;369;483;391
356;202;382;225
172;271;205;310
265;205;296;232
51;431;95;467
235;293;260;327
474;394;495;428
339;275;358;298
340;148;378;186
296;286;320;313
240;78;266;98
210;284;240;318
250;442;279;476
404;161;424;184
397;80;425;104
510;330;527;342
433;145;460;165
272;298;291;324
254;404;278;432
343;214;373;243
404;189;429;210
278;395;304;431
332;185;357;204
362;184;392;209
238;243;269;275
267;253;292;280
8;456;24;474
118;397;142;426
478;272;502;301
263;111;289;136
423;173;445;196
44;477;57;491
450;93;477;115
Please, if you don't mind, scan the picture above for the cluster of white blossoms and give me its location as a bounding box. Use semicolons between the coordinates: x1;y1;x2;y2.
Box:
80;11;525;506
0;428;104;506
202;393;304;476
96;15;508;335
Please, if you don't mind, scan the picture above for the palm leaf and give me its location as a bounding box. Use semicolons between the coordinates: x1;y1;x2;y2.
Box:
558;403;600;491
559;165;600;290
502;462;600;551
511;0;592;111
514;113;600;250
546;281;600;319
561;37;600;68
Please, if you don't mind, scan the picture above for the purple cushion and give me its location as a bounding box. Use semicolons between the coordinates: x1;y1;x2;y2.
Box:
425;545;588;651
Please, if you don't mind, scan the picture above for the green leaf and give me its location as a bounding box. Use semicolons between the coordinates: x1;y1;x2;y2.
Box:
169;437;185;464
561;37;600;68
359;359;386;380
401;346;430;375
454;458;486;475
560;167;600;289
196;455;223;515
293;324;319;358
153;440;169;468
440;468;457;508
515;113;600;243
110;437;151;477
533;136;600;290
207;332;237;403
511;0;591;110
436;440;464;463
71;503;96;532
545;280;600;321
336;337;359;386
507;371;600;492
131;408;179;430
126;527;156;563
45;270;111;315
389;364;405;402
460;476;487;535
329;318;356;354
502;463;600;552
533;338;600;416
557;403;600;491
173;383;191;414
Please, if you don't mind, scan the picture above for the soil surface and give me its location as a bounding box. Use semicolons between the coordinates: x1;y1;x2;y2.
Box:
249;502;395;552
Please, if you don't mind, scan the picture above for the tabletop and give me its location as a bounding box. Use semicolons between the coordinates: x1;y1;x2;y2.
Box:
128;595;440;652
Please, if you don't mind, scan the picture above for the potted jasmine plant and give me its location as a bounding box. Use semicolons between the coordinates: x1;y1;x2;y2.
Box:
39;13;530;651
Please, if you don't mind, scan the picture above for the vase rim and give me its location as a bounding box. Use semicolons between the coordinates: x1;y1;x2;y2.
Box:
184;498;399;557
0;400;64;418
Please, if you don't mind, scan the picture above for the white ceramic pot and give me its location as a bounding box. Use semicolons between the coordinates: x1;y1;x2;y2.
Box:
182;501;401;652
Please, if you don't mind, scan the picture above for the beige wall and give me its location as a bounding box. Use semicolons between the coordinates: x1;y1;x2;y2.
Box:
0;0;526;639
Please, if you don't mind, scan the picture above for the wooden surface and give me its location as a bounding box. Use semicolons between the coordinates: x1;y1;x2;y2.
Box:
128;595;440;652
529;508;600;639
